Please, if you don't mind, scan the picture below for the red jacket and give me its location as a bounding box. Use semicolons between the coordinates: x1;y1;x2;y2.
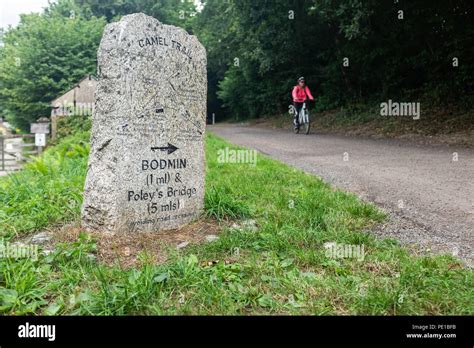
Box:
292;85;314;103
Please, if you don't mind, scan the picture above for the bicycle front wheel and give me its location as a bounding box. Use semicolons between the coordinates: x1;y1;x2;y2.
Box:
302;110;310;134
302;122;310;134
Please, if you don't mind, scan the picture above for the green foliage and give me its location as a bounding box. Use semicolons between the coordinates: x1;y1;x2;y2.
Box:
55;116;92;142
0;13;105;130
195;0;474;119
197;0;310;119
0;132;90;238
205;186;251;220
47;0;198;31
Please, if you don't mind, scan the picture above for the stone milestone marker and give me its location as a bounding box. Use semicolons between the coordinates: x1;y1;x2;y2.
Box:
81;13;207;233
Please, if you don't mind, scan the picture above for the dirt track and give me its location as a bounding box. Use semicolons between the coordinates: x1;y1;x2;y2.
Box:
209;124;474;266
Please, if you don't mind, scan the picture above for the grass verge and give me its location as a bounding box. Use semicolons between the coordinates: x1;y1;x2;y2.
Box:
0;132;472;315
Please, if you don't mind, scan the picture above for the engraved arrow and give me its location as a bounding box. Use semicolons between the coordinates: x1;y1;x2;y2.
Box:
151;143;179;155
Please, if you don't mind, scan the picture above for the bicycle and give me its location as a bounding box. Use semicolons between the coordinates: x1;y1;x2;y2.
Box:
289;102;310;135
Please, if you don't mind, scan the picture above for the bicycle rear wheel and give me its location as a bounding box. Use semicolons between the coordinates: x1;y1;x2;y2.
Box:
293;117;300;134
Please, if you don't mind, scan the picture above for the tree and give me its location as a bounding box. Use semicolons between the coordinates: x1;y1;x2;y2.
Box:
0;0;199;130
0;13;105;130
197;0;474;119
47;0;198;31
196;0;323;119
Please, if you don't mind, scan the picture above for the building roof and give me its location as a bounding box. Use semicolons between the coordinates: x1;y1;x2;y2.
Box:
50;75;97;105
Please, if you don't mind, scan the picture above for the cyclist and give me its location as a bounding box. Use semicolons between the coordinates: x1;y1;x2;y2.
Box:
292;77;314;129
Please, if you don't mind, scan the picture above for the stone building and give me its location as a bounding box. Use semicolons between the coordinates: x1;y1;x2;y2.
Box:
50;75;97;117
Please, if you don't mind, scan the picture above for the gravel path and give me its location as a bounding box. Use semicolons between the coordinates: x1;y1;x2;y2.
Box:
209;124;474;266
